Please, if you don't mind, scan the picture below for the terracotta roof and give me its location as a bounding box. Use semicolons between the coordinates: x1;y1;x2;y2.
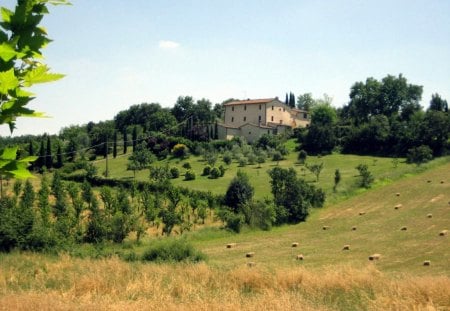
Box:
223;98;278;106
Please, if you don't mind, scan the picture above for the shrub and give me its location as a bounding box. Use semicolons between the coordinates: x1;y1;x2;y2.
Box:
202;165;212;176
272;151;283;162
185;170;196;181
219;165;226;177
182;162;191;170
142;238;206;262
356;164;374;188
209;167;221;179
238;156;247;167
172;143;188;158
170;167;180;179
407;145;433;165
222;153;232;165
298;150;307;164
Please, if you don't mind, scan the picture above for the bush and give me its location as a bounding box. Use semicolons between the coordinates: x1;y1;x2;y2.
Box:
219;165;226;177
172;143;188;158
202;165;212;176
298;150;307;164
185;170;196;181
407;145;433;165
182;162;191;170
222;153;232;165
238;156;247;167
142;238;206;262
170;167;180;179
209;167;221;179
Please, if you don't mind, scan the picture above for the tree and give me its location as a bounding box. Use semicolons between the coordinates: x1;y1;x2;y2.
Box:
297;93;315;111
123;130;127;154
406;145;433;165
113;131;117;158
268;167;325;224
0;0;68;181
224;171;254;212
303;104;337;154
132;126;138;151
55;143;63;168
127;142;156;179
356;164;374;188
289;92;296;108
306;163;323;182
297;150;307;164
429;93;448;112
45;135;53;169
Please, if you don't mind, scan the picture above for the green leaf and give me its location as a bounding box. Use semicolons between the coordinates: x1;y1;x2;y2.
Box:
0;43;17;62
0;147;18;161
23;64;64;86
18;155;38;163
0;68;19;94
0;7;13;23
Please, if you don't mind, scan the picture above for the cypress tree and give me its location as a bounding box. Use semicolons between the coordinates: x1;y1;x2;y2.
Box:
28;141;34;170
38;139;45;169
132;126;138;152
123;130;127;154
214;121;219;139
113;131;118;158
56;144;63;168
285;93;289;105
45;135;53;169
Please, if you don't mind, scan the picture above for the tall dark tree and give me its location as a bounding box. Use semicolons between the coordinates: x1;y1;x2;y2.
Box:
123;130;127;154
113;131;117;158
132;126;138;152
28;141;35;170
45;135;53;169
285;93;289;106
55;143;63;168
289;92;296;108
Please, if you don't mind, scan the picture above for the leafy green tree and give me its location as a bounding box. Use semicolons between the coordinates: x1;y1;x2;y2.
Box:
306;162;324;182
127;142;156;179
224;171;254;212
268;167;325;224
37;175;51;226
303;104;337;154
297;93;315;111
428;93;448;112
123;130;128;154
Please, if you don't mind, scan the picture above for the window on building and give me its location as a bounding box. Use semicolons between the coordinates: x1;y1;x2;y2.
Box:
280;120;283;124
259;105;261;110
303;113;308;119
243;116;246;122
248;132;251;135
232;106;234;111
244;105;247;111
271;106;274;110
267;130;270;134
258;115;261;122
271;116;274;122
283;108;285;112
231;117;234;122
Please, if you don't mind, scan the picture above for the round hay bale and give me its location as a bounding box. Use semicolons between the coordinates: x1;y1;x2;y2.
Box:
342;245;350;251
247;262;256;267
440;180;444;184
369;253;381;261
296;254;304;260
322;226;330;230
427;214;433;218
423;260;431;266
396;192;400;196
226;243;236;249
359;212;366;216
351;226;357;231
394;204;402;210
439;230;448;236
246;252;255;258
291;242;299;248
427;180;432;183
400;226;407;231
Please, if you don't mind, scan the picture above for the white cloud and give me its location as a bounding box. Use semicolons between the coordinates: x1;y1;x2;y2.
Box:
158;40;180;49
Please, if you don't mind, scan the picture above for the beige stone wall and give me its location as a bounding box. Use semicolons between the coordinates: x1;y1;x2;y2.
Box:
224;102;266;128
240;124;273;143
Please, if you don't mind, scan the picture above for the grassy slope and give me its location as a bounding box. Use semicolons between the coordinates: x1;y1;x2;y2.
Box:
189;160;450;276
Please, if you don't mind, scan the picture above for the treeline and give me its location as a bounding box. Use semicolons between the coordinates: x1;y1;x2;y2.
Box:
297;74;449;159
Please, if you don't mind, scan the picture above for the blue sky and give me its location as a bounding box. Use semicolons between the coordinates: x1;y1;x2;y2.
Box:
2;0;450;136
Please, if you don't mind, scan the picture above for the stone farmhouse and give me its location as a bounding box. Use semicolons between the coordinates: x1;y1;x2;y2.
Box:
217;98;310;143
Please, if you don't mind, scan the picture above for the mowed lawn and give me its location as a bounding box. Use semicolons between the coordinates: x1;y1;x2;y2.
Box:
188;160;450;276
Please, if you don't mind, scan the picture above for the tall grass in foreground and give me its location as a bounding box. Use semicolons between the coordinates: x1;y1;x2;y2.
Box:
0;253;449;310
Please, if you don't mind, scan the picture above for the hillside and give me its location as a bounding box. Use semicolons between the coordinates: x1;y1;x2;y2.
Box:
190;159;450;276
